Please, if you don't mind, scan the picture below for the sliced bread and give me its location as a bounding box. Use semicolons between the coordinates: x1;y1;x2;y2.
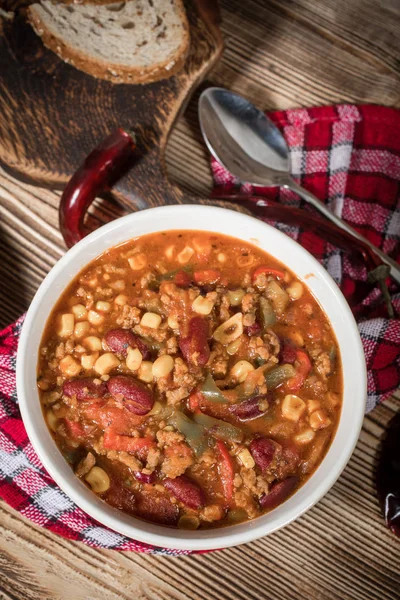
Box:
27;0;190;84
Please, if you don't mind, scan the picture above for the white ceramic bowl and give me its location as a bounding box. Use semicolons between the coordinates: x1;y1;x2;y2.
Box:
16;205;366;551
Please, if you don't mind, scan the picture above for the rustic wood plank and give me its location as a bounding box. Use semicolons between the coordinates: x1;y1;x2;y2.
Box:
0;0;399;598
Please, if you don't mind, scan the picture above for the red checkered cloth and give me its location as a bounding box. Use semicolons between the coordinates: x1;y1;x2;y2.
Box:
0;104;399;552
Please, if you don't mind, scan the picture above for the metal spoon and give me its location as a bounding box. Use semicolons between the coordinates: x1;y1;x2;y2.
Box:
199;87;400;285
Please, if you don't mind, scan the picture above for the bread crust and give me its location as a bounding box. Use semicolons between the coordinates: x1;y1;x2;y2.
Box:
27;1;190;85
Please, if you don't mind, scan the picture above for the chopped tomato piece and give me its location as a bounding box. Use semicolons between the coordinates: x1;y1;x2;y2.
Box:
193;269;221;285
215;440;234;503
65;419;85;438
252;266;285;282
188;391;202;413
103;429;156;455
164;442;193;460
97;405;145;433
286;349;312;392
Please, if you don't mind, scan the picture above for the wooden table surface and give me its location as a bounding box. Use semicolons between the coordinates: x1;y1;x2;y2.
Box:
1;1;399;598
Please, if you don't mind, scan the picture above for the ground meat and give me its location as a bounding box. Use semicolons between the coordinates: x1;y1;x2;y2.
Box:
234;474;243;488
199;448;216;466
75;452;96;477
55;343;65;360
65;339;75;354
156;429;185;448
116;305;141;328
201;504;225;522
314;352;331;378
112;451;142;472
248;336;270;361
161;442;194;478
146;447;161;470
208;343;229;377
165;387;191;405
172;358;200;390
303;375;329;399
219;294;231;322
240;466;257;491
94;287;114;298
165;336;178;355
243;313;256;327
238;466;269;498
264;330;280;356
233;490;259;518
134;323;169;343
242;293;258;313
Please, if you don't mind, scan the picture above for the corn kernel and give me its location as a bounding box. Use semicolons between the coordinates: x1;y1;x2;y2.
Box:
192;295;215;315
109;279;125;291
294;428;315;444
88;310;104;326
74;321;90;338
227;289;245;307
59;355;82;377
217;253;227;263
94;353;120;375
71;304;88;321
309;410;332;430
114;294;128;306
168;315;179;329
128;253;147;270
230;360;254;383
165;245;175;260
56;313;75;338
227;338;242;355
83;336;103;351
237;448;255;469
81;352;99;370
138;361;153;383
307;399;321;414
281;394;306;421
177;246;194;264
95;301;111;313
152;355;174;378
141;312;162;329
192;236;212;256
85;466;110;494
287;282;304;300
126;347;143;371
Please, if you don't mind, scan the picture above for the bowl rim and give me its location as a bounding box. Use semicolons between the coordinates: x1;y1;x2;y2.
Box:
16;205;367;551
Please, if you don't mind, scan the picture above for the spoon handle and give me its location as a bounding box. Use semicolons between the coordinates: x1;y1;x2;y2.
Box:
286;179;400;285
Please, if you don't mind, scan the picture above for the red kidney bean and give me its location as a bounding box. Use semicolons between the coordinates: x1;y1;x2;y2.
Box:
107;375;154;415
229;396;269;421
136;491;179;525
250;437;278;472
245;322;262;337
279;341;298;364
163;475;205;509
104;328;151;359
259;476;298;510
179;316;210;367
173;270;192;288
134;471;156;484
63;378;107;400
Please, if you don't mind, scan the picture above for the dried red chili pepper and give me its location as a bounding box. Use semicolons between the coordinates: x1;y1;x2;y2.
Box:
59;128;136;248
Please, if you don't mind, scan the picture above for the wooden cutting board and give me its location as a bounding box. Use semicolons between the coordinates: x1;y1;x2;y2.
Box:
0;1;223;210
